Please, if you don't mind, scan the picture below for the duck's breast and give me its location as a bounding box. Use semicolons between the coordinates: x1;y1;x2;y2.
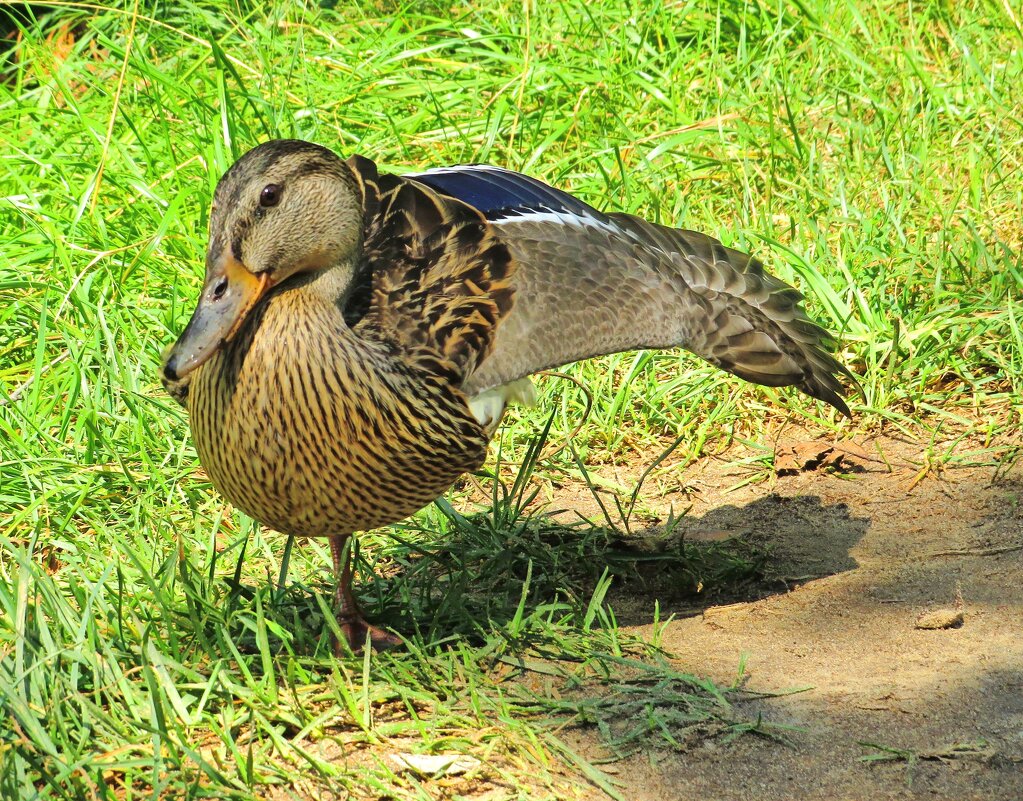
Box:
187;294;489;537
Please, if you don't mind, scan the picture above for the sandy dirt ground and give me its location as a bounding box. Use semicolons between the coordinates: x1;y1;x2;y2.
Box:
558;431;1022;801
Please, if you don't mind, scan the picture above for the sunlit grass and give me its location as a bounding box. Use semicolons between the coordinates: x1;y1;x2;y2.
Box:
2;0;1022;798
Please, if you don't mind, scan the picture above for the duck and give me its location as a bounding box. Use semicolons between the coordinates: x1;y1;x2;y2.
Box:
162;139;854;651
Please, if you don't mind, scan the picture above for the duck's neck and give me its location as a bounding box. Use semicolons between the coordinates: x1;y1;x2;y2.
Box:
281;259;360;312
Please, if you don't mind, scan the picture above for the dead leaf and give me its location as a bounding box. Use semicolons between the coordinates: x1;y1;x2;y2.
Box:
687;529;735;543
915;608;965;629
389;753;482;777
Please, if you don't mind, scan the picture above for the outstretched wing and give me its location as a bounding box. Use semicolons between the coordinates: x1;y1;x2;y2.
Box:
344;156;515;385
408;165;854;415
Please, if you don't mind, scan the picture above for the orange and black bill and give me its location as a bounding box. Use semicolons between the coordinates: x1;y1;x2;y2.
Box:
163;251;271;381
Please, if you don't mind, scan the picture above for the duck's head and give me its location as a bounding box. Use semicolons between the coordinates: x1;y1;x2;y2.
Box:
163;140;363;382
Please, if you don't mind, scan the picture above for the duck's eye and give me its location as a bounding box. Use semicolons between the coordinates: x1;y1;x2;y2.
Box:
259;183;283;208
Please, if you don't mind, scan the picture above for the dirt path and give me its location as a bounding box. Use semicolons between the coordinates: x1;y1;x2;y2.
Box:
567;433;1023;800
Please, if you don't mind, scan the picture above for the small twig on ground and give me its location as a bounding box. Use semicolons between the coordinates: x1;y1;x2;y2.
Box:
922;544;1023;558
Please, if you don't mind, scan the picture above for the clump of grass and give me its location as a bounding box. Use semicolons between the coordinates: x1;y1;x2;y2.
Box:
364;417;767;642
1;504;758;801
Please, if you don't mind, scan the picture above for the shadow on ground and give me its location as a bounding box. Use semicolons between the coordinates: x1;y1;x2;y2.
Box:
606;493;869;625
563;436;1023;801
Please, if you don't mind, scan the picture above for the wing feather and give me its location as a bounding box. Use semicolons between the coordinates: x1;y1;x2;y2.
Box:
410;165;855;415
344;156;515;384
408;164;600;221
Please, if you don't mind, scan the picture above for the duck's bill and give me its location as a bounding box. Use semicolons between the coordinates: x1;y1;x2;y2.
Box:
162;253;271;382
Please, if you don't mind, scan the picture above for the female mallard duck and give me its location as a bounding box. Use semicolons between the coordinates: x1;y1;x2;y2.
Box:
163;139;853;650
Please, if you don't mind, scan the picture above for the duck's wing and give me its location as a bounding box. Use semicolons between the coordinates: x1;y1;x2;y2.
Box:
343;156;515;385
407;165;855;416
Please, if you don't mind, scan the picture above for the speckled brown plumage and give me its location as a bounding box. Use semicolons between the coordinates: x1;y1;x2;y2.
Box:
163;139;855;650
187;152;511;540
190;291;490;538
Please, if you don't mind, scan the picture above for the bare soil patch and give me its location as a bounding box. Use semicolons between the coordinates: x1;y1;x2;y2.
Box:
560;432;1022;800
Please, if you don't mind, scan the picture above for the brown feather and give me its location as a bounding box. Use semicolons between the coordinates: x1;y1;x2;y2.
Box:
345;157;515;383
463;211;855;416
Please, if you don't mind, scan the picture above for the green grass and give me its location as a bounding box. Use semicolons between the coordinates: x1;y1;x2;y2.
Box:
1;0;1022;798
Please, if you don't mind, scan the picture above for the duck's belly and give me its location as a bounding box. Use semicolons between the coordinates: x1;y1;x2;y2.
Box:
187;341;488;537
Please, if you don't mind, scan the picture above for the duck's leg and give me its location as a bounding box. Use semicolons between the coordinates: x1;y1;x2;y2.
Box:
328;534;401;653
